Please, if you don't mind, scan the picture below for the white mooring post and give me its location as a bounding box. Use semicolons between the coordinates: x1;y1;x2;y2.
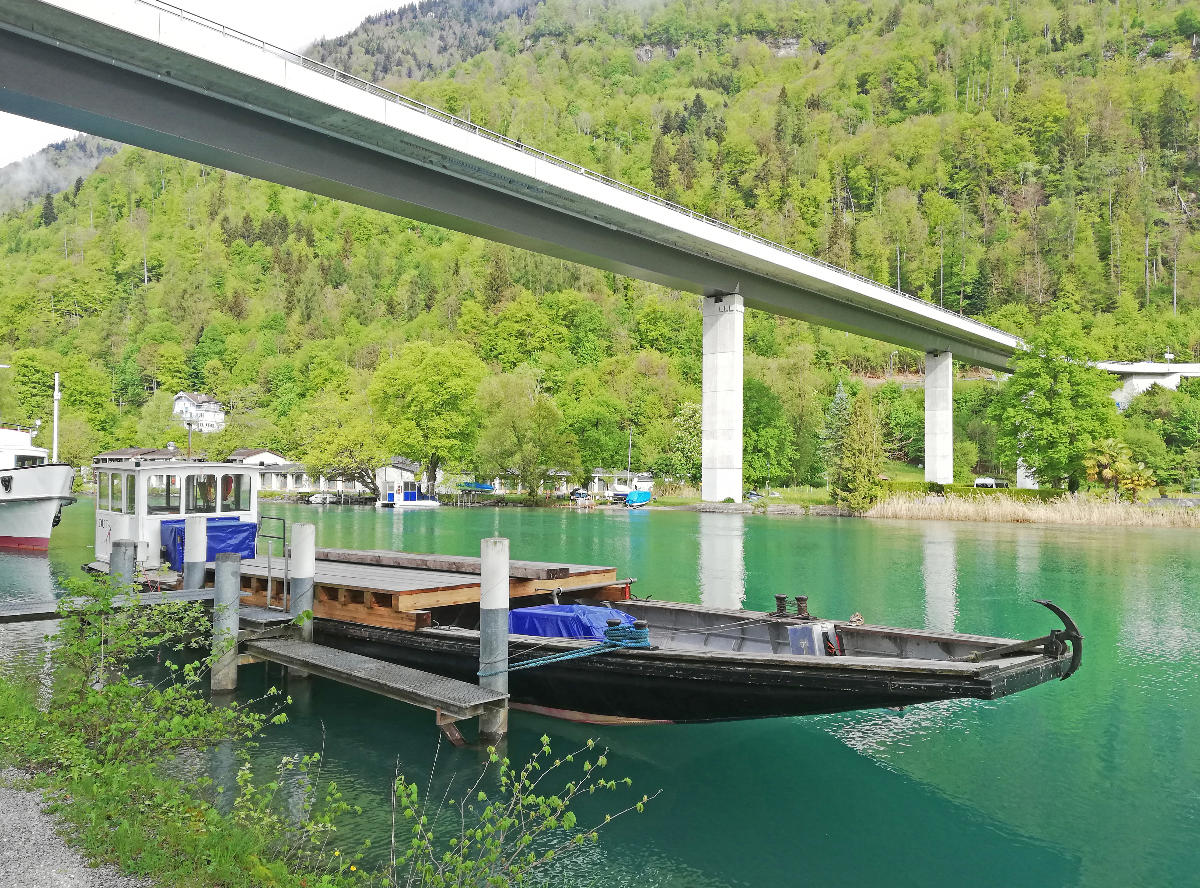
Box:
211;552;241;693
109;539;137;590
288;523;316;679
478;537;510;742
183;515;207;592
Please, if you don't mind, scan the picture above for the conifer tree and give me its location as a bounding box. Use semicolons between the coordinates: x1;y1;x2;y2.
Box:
820;381;852;489
832;391;884;513
40;192;57;227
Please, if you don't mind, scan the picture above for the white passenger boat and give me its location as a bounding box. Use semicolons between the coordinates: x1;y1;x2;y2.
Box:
0;424;74;551
378;479;440;509
92;448;263;567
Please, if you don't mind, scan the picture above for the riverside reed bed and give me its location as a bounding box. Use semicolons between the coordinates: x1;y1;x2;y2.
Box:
868;493;1200;527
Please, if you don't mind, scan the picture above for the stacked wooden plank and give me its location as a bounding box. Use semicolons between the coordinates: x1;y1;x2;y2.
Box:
235;549;620;632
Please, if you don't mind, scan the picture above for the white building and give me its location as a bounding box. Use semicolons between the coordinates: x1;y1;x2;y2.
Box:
172;392;226;433
226;448;369;497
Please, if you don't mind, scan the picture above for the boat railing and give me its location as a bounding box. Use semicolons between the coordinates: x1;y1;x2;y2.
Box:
256;515;289;611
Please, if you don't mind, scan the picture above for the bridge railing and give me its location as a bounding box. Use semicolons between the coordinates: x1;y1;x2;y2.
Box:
132;0;1016;345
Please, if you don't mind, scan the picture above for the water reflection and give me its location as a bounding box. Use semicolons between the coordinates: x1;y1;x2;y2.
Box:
697;513;745;609
921;524;958;632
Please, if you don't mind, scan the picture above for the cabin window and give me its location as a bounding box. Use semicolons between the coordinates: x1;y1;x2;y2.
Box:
147;474;180;515
185;474;218;514
97;472;110;511
110;473;124;514
220;474;251;512
125;476;136;513
14;454;44;467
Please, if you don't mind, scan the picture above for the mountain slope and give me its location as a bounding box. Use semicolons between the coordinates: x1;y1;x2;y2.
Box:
0;134;120;212
0;0;1197;485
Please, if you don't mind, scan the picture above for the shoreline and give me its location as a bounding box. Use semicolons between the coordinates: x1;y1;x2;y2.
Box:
0;770;149;888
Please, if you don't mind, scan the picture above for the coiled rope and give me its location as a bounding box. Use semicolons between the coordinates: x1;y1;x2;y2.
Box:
478;622;651;677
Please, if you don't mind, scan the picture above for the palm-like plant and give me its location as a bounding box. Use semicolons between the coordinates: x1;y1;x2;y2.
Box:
1084;438;1157;502
1084;438;1131;499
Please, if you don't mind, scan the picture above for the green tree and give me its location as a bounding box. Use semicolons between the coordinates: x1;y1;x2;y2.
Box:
296;385;387;495
990;315;1120;489
953;439;979;484
832;391;884;513
743;379;795;489
475;371;580;498
40;192;57;227
368;341;487;489
652;402;701;487
821;381;852;489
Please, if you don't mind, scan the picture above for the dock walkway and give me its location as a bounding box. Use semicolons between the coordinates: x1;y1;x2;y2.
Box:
246;637;506;722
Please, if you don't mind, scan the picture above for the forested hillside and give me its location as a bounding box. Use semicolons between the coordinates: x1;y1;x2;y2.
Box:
0;0;1197;489
0;135;119;213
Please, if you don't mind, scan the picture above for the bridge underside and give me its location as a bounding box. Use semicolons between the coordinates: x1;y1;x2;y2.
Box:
0;26;1013;371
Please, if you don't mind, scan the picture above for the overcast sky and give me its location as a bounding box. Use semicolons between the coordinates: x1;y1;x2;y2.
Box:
0;0;407;167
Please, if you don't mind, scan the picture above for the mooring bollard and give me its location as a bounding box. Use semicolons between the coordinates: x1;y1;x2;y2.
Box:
211;552;241;693
288;523;316;679
183;515;208;593
478;536;510;742
110;539;137;590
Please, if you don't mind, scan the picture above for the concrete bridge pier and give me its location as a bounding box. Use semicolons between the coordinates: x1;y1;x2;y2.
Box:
924;351;954;485
702;292;744;503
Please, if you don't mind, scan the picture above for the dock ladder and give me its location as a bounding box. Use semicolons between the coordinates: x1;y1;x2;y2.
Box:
256;516;290;611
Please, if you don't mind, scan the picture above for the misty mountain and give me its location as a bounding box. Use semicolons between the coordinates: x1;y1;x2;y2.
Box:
0;134;120;213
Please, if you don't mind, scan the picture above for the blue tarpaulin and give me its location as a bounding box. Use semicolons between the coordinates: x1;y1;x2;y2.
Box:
509;604;636;641
159;518;257;571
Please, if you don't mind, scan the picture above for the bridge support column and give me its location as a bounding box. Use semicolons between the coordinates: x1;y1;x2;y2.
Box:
702;293;744;503
924;351;953;485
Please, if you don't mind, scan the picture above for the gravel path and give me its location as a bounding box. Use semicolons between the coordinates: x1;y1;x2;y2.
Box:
0;769;151;888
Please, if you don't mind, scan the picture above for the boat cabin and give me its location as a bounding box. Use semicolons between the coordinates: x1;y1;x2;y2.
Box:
0;425;50;470
92;453;262;567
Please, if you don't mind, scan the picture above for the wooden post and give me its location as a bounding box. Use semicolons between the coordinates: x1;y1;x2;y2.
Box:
183;515;207;592
211;552;240;693
110;539;137;590
288;523;316;679
478;537;509;742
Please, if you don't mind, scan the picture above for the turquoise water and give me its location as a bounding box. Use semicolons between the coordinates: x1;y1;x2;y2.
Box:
9;500;1200;886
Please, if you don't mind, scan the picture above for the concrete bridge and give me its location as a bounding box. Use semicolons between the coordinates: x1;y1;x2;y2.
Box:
0;0;1023;499
1097;362;1200;411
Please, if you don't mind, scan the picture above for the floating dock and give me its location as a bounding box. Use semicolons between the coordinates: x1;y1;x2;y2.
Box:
89;547;622;632
246;637;507;722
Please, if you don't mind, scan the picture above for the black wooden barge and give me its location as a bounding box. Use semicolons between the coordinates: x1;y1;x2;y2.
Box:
312;595;1082;724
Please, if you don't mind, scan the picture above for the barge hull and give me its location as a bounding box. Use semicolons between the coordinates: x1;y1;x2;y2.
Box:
314;621;1068;723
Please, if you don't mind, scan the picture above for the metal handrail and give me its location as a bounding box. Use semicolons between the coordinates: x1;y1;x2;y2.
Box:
256;515;289;611
127;0;1018;346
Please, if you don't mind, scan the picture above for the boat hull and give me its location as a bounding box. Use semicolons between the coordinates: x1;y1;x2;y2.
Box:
0;464;74;551
314;620;1071;723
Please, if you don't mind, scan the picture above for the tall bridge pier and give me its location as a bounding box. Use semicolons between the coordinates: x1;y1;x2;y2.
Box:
924;351;954;485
